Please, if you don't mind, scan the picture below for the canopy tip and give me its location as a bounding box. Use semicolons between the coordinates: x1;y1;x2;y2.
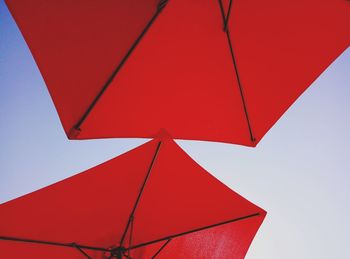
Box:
152;128;172;140
67;127;81;139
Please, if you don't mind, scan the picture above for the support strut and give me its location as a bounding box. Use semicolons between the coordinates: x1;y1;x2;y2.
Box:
119;141;162;246
218;0;256;143
72;1;169;136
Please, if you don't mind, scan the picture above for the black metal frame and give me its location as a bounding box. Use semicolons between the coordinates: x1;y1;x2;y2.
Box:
0;1;264;257
0;141;262;257
0;212;260;257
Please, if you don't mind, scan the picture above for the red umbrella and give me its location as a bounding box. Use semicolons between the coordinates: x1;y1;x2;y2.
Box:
0;136;265;258
5;0;349;146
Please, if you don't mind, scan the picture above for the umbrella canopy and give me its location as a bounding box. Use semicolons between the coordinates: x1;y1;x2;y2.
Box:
5;0;350;146
0;136;266;258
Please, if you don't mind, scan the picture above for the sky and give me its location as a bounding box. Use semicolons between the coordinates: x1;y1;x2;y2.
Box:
1;1;350;258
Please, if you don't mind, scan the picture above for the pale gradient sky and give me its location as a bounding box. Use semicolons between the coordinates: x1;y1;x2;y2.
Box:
1;2;350;258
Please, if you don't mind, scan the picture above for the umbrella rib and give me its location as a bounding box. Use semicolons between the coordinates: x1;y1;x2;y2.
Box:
119;141;163;246
218;0;227;28
72;0;169;135
0;236;109;252
226;28;255;143
151;238;172;259
72;243;92;259
224;0;233;31
127;212;261;251
218;0;255;144
127;215;134;258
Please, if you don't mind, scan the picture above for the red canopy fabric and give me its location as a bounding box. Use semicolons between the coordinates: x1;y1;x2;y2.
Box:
0;136;265;258
7;0;349;146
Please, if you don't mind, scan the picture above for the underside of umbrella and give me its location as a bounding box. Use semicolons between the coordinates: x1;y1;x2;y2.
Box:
6;0;349;146
0;136;265;258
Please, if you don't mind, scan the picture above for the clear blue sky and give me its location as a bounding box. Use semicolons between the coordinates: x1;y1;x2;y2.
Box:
1;2;349;258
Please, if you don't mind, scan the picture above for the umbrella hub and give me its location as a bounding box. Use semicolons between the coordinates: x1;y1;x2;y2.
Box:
109;246;128;259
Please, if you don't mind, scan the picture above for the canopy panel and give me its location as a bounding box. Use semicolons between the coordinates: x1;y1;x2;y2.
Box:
7;0;348;146
81;0;250;145
144;216;265;259
0;139;160;248
5;0;159;137
228;0;350;142
0;136;265;258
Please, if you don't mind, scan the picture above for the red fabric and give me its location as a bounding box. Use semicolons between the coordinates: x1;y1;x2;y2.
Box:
0;136;265;258
149;216;265;259
5;0;159;138
5;0;350;146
